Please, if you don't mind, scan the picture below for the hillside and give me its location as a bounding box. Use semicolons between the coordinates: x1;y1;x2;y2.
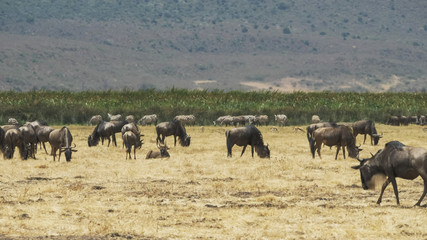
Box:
0;0;426;92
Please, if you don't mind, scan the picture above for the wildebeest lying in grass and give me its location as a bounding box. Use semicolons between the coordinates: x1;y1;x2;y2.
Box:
352;141;427;206
156;120;191;147
225;125;270;158
146;142;170;159
49;127;77;162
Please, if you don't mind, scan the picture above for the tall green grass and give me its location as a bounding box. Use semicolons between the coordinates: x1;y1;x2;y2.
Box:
0;89;426;125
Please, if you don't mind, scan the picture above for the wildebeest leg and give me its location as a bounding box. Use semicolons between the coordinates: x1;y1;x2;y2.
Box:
251;145;254;157
240;145;247;157
363;134;367;144
227;141;233;157
316;143;322;159
107;136;111;147
112;134;117;147
335;146;341;160
133;145;136;159
415;175;427;206
42;142;48;154
390;177;400;205
377;178;391;204
173;136;177;146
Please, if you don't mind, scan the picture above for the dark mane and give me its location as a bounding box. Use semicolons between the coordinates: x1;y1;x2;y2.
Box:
247;125;264;146
385;141;405;151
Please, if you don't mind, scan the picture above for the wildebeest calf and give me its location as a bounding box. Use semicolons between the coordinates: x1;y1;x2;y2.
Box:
146;143;170;159
122;131;143;159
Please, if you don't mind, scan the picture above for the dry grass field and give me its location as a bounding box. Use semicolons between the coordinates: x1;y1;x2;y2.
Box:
0;124;426;239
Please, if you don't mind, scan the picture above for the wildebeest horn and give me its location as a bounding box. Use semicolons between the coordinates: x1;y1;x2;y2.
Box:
370;152;374;157
71;143;76;148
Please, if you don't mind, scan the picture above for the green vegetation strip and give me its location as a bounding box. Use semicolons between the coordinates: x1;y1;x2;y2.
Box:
0;89;426;125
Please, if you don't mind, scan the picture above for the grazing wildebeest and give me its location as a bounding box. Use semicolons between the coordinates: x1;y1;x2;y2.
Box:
306;122;337;143
312;115;321;123
49;127;77;162
254;115;269;126
225;125;270;158
352;120;382;145
108;113;122;121
146;142;171;159
3;129;29;160
310;125;361;160
19;123;38;159
125;115;135;123
174;115;196;126
122;131;143;159
274;114;288;127
220;116;235;126
213;115;231;126
156;120;191;147
88;115;103;126
138;114;158;126
88;121;116;147
34;125;54;154
352;141;427;206
387;116;400;126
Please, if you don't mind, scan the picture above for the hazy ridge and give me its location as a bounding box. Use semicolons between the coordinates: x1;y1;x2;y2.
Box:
0;0;426;92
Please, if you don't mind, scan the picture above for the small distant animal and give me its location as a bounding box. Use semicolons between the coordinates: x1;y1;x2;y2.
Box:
7;118;20;126
311;115;321;123
173;115;196;126
254;115;269;126
48;127;77;162
138;114;158;126
274;114;288;127
225;125;270;158
146;142;170;159
213;115;231;126
352;141;427;206
122;131;143;160
125;115;135;123
293;127;305;133
108;113;122;121
88;115;103;125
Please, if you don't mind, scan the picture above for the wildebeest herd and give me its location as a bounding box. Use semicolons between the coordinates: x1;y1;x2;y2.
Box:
1;113;427;207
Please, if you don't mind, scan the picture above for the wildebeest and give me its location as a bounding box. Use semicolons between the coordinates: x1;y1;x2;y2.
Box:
49;127;77;162
156;120;191;147
88;115;103;126
19;123;38;159
8;118;20;126
88;121;116;147
121;122;142;148
125;115;135;123
174;115;196;126
352;141;427;206
213;115;231;126
138;114;158;126
3;128;28;160
352;120;382;145
225;125;270;158
110;120;129;146
310;125;361;160
306;122;337;143
312;115;321;123
122;131;143;159
386;116;400;126
254;115;269;126
146;142;171;159
108;113;122;121
274;114;288;127
34;125;54;154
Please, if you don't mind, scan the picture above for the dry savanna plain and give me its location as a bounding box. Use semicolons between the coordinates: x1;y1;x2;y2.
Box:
0;124;427;239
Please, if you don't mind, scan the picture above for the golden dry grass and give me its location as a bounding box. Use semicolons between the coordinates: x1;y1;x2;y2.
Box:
0;124;427;239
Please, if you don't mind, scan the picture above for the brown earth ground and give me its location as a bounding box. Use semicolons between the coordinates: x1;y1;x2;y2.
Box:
0;124;426;239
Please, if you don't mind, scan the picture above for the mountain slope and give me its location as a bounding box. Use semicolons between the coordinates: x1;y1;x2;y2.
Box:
0;0;426;91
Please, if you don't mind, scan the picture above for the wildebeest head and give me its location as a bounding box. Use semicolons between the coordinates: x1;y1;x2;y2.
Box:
61;143;78;162
256;144;270;158
371;133;383;145
179;134;191;147
87;134;99;147
158;142;170;157
352;150;382;190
